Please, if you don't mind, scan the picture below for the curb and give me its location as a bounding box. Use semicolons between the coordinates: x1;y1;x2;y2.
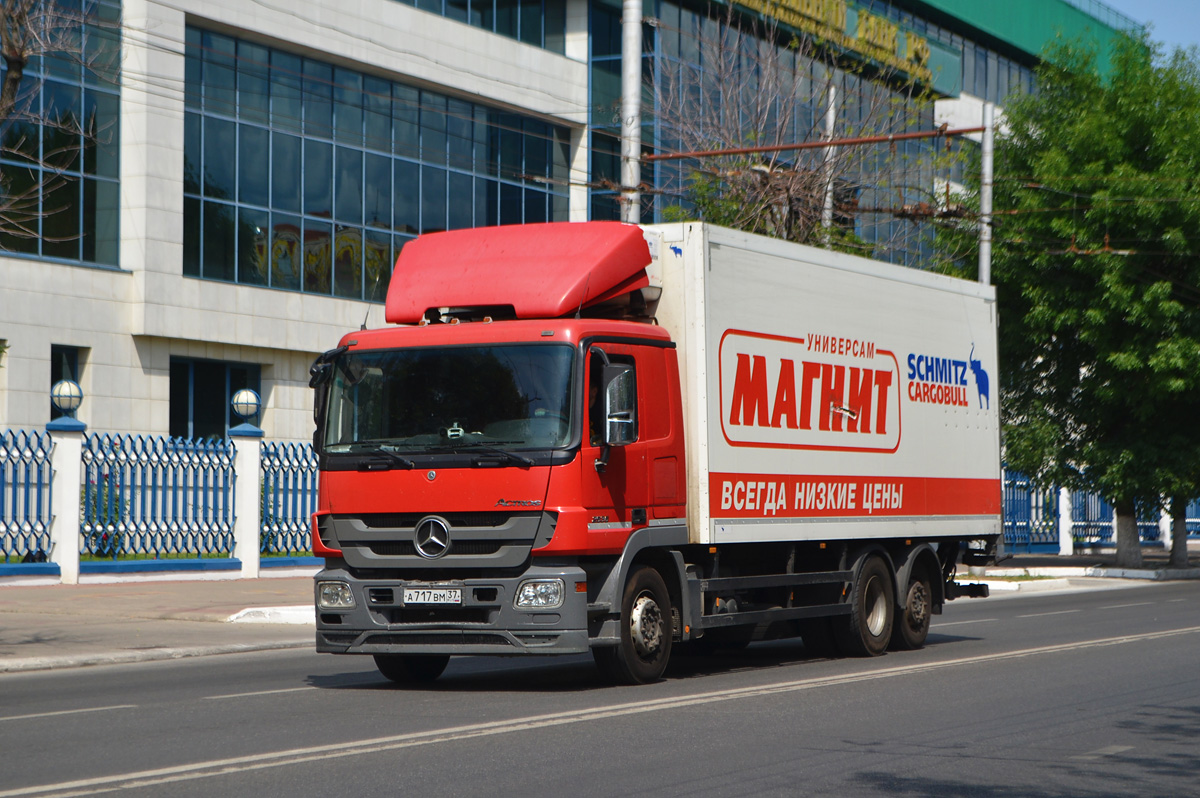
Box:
0;640;313;674
974;566;1200;581
964;578;1074;594
228;606;315;624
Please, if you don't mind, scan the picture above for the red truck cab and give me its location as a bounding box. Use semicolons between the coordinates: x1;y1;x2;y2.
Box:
310;223;685;682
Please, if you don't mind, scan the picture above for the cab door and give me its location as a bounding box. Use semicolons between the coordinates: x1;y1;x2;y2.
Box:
581;343;648;550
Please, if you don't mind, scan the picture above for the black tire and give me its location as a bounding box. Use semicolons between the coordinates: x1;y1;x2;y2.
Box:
373;654;450;684
890;568;932;651
593;566;673;684
833;555;894;657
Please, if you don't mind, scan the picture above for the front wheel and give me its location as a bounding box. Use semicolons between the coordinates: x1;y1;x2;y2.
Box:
833;554;894;657
594;566;673;684
373;654;450;684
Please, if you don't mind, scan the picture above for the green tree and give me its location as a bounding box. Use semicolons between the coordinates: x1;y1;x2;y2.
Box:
942;35;1200;567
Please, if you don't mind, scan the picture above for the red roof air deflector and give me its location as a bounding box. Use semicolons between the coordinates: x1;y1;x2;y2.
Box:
384;222;651;324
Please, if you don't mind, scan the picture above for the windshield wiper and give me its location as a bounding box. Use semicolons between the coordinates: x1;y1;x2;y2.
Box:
446;441;535;468
344;444;416;470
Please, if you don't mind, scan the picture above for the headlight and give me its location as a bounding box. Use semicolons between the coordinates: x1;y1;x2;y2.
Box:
317;581;355;609
514;579;565;610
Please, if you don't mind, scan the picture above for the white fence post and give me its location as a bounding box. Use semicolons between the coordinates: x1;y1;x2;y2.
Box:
1058;487;1074;556
231;430;263;578
1159;505;1172;552
47;425;84;585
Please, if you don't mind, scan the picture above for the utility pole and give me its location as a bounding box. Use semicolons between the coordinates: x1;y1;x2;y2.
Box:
620;0;642;224
821;82;838;235
978;102;995;285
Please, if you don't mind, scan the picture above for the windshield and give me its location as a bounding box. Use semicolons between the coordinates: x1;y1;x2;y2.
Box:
322;344;575;453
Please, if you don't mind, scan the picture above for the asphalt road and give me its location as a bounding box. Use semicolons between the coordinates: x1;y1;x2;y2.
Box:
1;580;1198;798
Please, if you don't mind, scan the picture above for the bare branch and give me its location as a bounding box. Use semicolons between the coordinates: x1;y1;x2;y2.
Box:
650;5;955;259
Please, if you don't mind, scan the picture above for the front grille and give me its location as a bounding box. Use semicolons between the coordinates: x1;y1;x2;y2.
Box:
368;540;505;557
332;511;543;570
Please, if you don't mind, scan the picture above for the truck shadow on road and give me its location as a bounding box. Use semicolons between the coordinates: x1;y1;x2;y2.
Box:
306;656;606;692
305;635;984;692
663;634;980;680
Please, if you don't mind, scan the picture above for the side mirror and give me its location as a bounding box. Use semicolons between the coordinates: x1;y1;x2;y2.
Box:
309;361;331;389
309;345;349;388
595;363;636;472
602;364;637;446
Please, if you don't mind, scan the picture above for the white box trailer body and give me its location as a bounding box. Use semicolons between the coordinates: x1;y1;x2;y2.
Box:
644;222;1003;547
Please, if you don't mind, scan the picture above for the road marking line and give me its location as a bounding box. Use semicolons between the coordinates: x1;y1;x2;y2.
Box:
0;705;137;723
1099;602;1153;610
204;687;317;701
932;618;998;628
5;625;1199;798
1071;745;1133;761
1017;609;1081;618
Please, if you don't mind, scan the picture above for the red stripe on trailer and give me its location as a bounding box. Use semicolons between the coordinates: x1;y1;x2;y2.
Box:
709;473;1001;519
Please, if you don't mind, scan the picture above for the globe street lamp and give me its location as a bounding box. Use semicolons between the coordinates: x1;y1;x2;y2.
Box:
47;380;86;432
229;388;263;438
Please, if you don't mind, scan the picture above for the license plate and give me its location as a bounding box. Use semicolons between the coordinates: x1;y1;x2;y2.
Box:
403;587;462;605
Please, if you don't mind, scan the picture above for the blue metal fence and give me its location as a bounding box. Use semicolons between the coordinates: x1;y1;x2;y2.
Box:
1003;471;1173;552
0;430;54;563
1070;490;1113;547
80;434;236;559
1138;504;1160;543
260;441;317;555
1188;499;1200;538
5;424;1191;570
1002;472;1059;552
1070;491;1161;547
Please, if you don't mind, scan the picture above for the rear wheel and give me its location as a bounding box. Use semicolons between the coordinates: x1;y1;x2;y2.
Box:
890;569;932;650
594;566;673;684
833;555;894;657
373;654;450;684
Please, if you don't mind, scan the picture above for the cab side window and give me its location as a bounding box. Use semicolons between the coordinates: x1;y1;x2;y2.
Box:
587;351;636;446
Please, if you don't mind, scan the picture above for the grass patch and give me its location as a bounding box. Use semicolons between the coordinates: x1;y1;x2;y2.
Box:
80;552;234;562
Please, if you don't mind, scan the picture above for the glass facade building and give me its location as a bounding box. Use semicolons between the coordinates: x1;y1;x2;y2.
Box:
0;0;121;267
588;0;1058;266
388;0;569;52
182;28;572;302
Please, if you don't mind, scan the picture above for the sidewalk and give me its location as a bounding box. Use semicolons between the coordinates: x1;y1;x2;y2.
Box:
964;548;1200;597
0;576;315;673
1;549;1197;674
979;546;1200;580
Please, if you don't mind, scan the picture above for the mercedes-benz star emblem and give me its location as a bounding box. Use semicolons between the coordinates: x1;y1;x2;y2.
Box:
414;516;451;559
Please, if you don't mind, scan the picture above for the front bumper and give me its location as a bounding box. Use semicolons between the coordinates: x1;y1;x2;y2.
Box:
314;562;590;656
